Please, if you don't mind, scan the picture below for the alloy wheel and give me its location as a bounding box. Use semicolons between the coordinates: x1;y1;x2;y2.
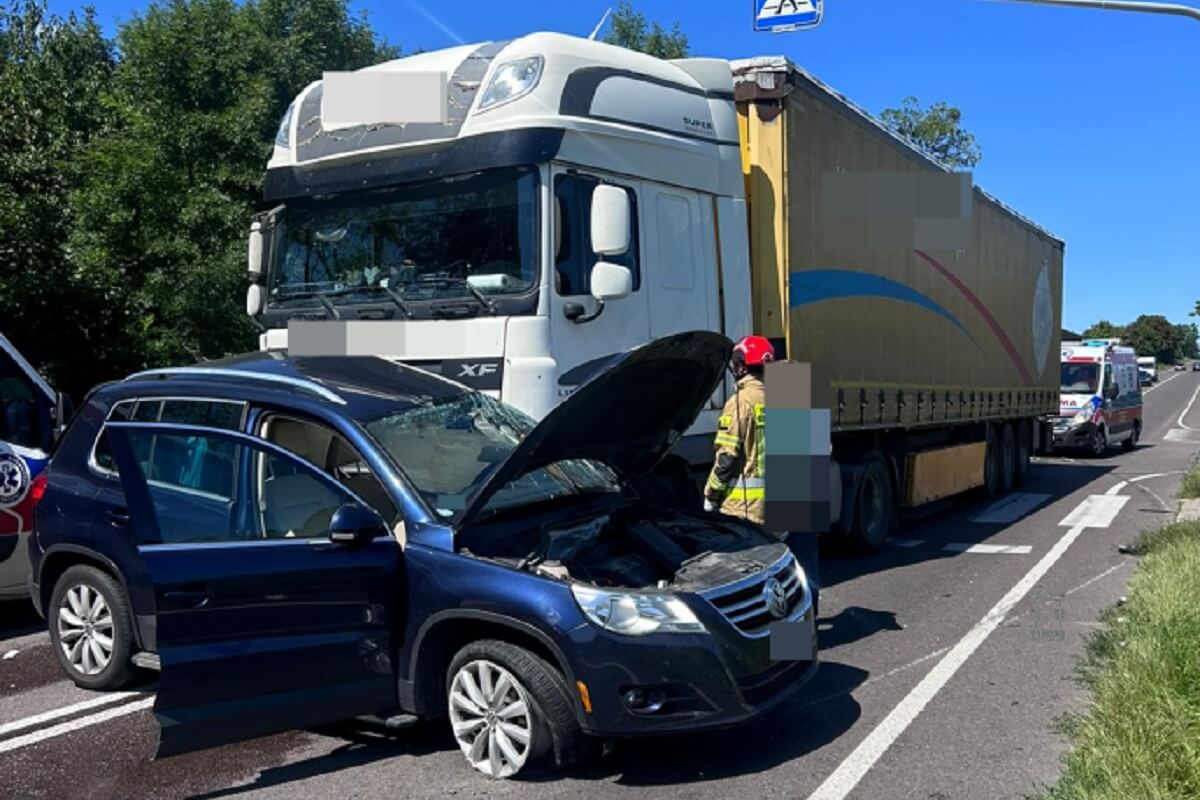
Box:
57;583;114;676
449;659;535;778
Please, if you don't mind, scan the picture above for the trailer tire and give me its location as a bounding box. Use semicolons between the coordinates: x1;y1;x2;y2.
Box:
848;453;892;554
983;425;1001;497
999;423;1016;493
1014;420;1032;485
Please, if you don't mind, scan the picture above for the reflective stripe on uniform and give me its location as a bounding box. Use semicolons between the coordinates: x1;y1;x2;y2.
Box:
753;402;766;476
706;473;730;493
714;432;740;449
726;486;765;501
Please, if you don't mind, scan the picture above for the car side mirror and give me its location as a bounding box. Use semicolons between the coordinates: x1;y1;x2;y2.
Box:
329;503;387;545
53;391;74;441
590;184;631;256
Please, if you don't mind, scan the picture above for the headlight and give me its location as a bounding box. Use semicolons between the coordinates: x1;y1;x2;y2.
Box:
1072;408;1092;425
478;56;544;112
571;584;706;635
275;99;296;148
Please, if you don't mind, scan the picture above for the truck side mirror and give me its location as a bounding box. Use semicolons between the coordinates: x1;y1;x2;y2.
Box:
590;261;633;301
590;185;630;256
247;220;265;280
246;284;265;317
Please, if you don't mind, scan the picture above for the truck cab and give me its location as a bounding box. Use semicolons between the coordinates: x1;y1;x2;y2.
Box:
246;33;751;469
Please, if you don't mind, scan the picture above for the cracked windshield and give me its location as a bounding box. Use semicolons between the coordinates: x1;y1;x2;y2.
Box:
268;166;539;310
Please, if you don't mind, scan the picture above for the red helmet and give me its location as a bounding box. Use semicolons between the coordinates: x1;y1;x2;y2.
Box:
733;335;776;367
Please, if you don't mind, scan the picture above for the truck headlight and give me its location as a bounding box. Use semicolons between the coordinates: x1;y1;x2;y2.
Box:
478;56;544;112
571;585;706;635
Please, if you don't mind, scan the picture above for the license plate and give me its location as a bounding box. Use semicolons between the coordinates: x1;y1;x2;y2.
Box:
769;620;814;661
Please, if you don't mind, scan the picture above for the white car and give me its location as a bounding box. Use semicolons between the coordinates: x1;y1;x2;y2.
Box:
1;332;59;603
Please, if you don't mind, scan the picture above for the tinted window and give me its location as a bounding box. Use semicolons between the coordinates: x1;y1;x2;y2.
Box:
119;429;354;544
93;399;244;474
554;174;640;297
0;347;52;450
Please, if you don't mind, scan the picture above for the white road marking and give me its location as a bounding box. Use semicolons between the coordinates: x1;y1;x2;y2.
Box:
969;493;1051;524
805;491;1129;800
0;691;147;738
0;697;154;754
1177;381;1200;430
1105;481;1128;496
798;648;950;711
1163;429;1200;443
888;538;923;548
1063;564;1124;598
1128;472;1175;483
943;543;1032;555
1058;495;1130;529
1144;371;1183;395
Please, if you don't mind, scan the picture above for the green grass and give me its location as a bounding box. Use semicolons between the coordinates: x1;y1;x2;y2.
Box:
1180;467;1200;500
1039;519;1200;800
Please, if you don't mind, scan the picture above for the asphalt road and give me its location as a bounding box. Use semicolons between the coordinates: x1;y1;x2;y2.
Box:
3;371;1199;800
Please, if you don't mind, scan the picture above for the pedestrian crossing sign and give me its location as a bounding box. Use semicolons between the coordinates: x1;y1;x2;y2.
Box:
754;0;824;32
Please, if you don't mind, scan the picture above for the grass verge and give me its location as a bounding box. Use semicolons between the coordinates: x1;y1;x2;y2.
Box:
1180;466;1200;500
1039;518;1200;799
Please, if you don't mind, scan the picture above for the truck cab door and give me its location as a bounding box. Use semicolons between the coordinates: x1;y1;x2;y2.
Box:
548;169;650;402
104;421;402;757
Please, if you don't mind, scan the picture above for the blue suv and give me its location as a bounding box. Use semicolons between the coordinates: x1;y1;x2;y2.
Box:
29;331;816;778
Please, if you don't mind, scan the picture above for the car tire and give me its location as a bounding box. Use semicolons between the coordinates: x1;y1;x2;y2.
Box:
1122;421;1140;452
1014;421;1032;485
1089;426;1108;458
447;640;596;779
847;453;893;554
48;565;137;691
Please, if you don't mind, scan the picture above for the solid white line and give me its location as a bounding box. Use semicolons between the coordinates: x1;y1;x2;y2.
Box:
1128;471;1175;483
1058;495;1130;529
1105;481;1128;496
943;543;1032;555
1144;371;1183;395
0;697;154;754
1178;381;1200;430
0;691;147;738
806;521;1093;800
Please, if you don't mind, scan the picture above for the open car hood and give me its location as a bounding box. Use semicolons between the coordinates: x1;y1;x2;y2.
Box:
457;331;732;528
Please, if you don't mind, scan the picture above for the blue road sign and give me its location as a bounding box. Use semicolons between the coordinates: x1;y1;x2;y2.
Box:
754;0;824;32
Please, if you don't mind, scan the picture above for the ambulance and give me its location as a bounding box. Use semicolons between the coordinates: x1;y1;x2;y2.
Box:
0;333;60;600
1055;340;1142;456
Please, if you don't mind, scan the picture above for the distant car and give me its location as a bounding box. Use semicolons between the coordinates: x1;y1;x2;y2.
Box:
1139;370;1154;387
1194;362;1200;372
1175;363;1186;371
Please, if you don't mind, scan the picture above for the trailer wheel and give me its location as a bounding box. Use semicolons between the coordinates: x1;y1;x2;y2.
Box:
1014;420;1032;485
999;423;1016;493
848;453;892;554
982;425;1001;497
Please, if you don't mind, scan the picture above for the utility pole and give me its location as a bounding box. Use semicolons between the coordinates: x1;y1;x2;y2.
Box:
993;0;1200;21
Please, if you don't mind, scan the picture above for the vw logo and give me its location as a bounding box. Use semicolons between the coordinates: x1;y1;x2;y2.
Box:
0;452;31;508
763;577;789;619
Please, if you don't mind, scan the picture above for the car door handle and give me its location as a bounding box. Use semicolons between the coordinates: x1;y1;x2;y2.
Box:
163;590;210;609
106;508;130;527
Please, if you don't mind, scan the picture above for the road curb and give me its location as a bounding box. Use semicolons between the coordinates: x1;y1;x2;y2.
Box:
1177;498;1200;522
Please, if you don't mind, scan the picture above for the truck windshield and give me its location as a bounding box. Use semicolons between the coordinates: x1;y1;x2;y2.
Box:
268;166;539;309
364;393;619;521
1061;363;1099;394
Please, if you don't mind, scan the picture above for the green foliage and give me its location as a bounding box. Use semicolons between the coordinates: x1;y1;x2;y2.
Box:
1040;519;1200;799
603;1;689;59
879;96;982;169
1078;316;1198;364
1180;467;1200;500
0;0;395;398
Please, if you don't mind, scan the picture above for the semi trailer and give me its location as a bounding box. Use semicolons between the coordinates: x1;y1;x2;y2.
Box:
245;32;1064;551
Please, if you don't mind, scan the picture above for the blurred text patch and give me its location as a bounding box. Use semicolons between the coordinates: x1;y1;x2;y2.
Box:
322;71;448;129
821;171;973;252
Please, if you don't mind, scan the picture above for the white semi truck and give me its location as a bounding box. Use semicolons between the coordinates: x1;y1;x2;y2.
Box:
245;33;1064;550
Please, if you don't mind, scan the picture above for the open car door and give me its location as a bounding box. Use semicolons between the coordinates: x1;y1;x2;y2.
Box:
104;421;403;757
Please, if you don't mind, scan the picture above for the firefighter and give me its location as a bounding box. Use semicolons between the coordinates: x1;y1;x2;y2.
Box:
703;335;772;524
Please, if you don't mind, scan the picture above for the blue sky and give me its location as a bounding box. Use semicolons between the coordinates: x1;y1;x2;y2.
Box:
51;0;1199;332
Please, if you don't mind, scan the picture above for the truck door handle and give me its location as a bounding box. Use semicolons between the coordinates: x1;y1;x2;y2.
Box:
106;508;130;527
163;589;210;609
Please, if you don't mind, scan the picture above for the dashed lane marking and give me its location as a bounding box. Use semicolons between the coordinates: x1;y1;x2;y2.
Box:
943;543;1033;555
0;696;154;754
0;691;147;738
969;493;1052;524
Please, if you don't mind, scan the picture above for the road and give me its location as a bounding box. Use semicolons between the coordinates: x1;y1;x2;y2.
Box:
3;371;1199;800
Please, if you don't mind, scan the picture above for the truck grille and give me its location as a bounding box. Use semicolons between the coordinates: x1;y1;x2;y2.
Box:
701;553;807;637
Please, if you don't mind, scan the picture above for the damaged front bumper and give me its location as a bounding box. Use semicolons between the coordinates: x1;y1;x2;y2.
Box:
563;551;818;737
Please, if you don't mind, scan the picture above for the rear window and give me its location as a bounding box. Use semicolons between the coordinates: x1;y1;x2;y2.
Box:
91;399;245;474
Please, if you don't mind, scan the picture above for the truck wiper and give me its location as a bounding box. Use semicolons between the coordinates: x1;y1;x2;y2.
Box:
352;285;414;319
277;289;342;320
417;273;497;315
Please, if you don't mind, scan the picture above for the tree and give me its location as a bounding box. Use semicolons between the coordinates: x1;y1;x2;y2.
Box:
0;1;115;396
603;1;689;59
1081;320;1125;341
57;0;396;396
880;97;982;169
1123;315;1178;363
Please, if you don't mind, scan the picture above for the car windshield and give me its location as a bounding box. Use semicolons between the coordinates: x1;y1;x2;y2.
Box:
364;393;619;521
1061;363;1099;393
267;166;539;310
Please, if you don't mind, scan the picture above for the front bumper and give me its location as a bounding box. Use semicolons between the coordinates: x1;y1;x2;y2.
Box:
563;569;818;737
1051;419;1095;449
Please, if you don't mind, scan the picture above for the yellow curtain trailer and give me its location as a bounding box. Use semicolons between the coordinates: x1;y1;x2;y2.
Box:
733;58;1064;542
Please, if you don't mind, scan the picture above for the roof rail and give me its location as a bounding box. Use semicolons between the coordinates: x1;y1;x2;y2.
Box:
123;367;347;405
